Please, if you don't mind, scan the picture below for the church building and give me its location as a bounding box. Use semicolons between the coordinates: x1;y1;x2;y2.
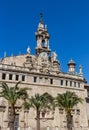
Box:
0;14;89;130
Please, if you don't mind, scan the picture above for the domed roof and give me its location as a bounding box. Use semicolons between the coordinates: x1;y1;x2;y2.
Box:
68;59;76;66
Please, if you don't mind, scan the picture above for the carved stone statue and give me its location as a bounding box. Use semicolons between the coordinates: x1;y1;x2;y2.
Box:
27;46;30;54
52;52;57;61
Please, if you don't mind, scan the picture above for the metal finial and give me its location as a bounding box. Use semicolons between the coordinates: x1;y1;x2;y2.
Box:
40;13;43;23
40;13;43;18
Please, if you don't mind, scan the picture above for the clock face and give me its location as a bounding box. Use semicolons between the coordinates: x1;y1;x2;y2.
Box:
39;52;48;58
38;52;49;66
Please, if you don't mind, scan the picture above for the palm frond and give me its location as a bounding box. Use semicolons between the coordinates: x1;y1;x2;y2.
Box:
56;91;83;114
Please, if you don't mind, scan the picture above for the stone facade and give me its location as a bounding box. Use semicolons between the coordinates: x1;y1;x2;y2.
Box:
0;15;89;130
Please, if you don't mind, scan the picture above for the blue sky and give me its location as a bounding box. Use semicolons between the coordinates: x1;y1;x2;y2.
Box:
0;0;89;82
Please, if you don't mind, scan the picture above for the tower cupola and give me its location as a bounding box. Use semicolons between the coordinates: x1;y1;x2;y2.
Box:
35;13;50;55
68;59;76;74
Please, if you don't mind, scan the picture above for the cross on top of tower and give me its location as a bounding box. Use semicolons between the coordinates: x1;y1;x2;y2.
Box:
40;13;43;24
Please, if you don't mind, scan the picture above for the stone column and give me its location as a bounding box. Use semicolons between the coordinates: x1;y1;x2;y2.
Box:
6;73;9;80
13;74;16;81
19;74;22;81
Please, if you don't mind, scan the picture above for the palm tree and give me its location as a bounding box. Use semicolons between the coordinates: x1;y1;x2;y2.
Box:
42;92;55;112
0;82;28;130
24;93;54;130
56;91;83;130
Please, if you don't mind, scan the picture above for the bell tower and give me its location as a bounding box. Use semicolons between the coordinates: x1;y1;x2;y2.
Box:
35;13;51;55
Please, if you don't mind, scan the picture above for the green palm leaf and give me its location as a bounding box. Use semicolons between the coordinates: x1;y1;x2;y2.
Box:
56;91;83;130
0;82;28;130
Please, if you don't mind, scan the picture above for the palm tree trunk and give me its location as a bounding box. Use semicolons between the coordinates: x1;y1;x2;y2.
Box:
9;105;15;130
66;114;73;130
36;110;40;130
